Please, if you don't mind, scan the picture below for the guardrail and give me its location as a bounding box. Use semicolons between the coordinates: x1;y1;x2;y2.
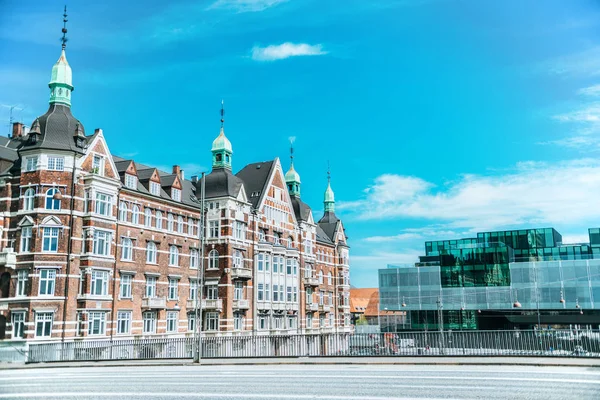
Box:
22;329;600;363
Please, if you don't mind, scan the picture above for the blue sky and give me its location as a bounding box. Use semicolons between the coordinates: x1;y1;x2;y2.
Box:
2;0;600;287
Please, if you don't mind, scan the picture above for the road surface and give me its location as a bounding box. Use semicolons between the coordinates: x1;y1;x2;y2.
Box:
0;364;599;399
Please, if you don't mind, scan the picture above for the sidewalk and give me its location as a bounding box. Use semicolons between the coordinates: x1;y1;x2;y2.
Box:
2;356;600;370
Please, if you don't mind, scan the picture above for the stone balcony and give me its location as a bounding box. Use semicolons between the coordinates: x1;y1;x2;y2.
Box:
0;248;16;269
141;296;167;309
231;267;252;280
233;299;250;309
306;303;318;312
321;305;331;312
186;298;223;311
303;276;319;287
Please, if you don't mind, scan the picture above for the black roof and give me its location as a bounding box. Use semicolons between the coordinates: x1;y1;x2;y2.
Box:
203;168;244;199
316;225;334;244
290;196;311;222
318;211;341;242
236;160;275;209
21;104;86;154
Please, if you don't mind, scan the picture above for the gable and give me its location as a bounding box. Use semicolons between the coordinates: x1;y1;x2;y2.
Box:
125;161;137;176
79;130;120;180
258;159;297;226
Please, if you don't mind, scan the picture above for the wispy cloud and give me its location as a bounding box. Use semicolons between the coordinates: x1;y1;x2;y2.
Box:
209;0;288;13
363;228;462;243
546;46;600;77
578;85;600;97
251;42;327;61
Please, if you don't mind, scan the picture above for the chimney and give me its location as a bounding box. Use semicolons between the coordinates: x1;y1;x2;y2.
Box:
191;175;198;183
12;122;24;138
172;165;181;178
180;170;185;180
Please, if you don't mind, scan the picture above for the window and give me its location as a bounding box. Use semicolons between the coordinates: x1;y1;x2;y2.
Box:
288;315;297;330
167;213;174;231
286;259;292;275
327;272;332;285
145;276;157;298
156;211;163;229
306;314;313;330
209;221;219;238
206;285;218;300
257;253;264;271
168;278;178;300
188;219;195;235
188;313;196;332
259;314;267;330
274;232;280;246
47;156;64;171
167;311;178;332
92;155;104;175
23;188;35;210
234;281;243;300
190;249;199;269
319;290;324;305
169;245;179;266
88;311;106;335
20;226;32;252
257;283;264;301
234;222;246;240
150;181;161;196
120;274;132;298
208;250;219;269
318;270;323;284
273;284;279;302
189;279;198;300
304;239;312;254
320;314;325;328
328;292;333;306
90;270;109;296
273;256;279;273
94;192;112;216
274;315;283;330
233;251;242;268
205;312;219;331
121;237;133;261
124;173;137;189
39;269;56;295
144;208;152;227
258;229;265;241
172;188;181;201
265;283;270;301
234;312;244;331
93;230;111;256
118;201;128;222
45;188;61;210
16;270;27;297
25;156;38;172
287;286;292;302
265;255;270;272
117;311;131;334
131;205;140;225
146;242;157;263
293;286;298;302
35;312;53;337
177;216;184;233
143;311;157;334
11;312;25;338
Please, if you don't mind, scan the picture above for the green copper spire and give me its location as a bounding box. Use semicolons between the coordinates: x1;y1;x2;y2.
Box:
285;139;301;197
49;6;73;107
211;101;233;170
324;164;335;212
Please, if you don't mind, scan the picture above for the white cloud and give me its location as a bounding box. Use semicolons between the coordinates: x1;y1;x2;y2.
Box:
209;0;287;13
251;42;327;61
339;159;600;231
546;46;600;77
578;85;600;97
553;103;600;123
363;227;461;243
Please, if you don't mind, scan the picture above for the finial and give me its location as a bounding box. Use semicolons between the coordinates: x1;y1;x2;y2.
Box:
61;6;68;50
289;136;296;166
220;99;224;129
327;160;331;183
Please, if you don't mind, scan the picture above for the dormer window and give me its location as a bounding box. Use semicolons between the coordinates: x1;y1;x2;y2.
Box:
124;174;137;189
172;188;181;201
25;156;38;172
92;155;104;175
150;181;161;196
48;156;64;171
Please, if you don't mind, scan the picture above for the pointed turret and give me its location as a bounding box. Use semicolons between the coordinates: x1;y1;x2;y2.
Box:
49;6;73;107
324;167;335;213
285;139;301;197
211;101;233;170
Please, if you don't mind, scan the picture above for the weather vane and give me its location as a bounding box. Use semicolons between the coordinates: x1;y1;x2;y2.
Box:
220;100;224;128
61;6;68;50
289;137;295;165
327;160;331;183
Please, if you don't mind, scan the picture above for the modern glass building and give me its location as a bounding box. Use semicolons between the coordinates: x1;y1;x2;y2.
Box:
379;228;600;330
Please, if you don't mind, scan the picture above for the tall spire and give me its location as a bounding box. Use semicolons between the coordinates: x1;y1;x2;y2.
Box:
285;137;301;197
211;100;233;170
324;161;335;212
49;6;73;107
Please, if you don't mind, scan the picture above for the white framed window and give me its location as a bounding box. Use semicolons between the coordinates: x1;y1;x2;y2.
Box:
206;285;218;300
258;229;265;241
233;250;242;268
288;315;297;330
257;253;264;271
88;311;106;335
234;281;243;300
187;313;196;332
320;314;325;328
257;283;264;301
145;276;157;298
167;311;178;333
273;284;279;302
131;205;140;225
318;270;323;284
327;272;332;285
47;156;64;171
293;286;298;302
168;278;178;300
169;245;179;266
190;249;199;269
177;216;184;233
11;311;25;338
144;208;152;227
45;188;61;210
234;222;246;240
118;201;128;221
259;314;267;330
286;259;292;275
35;312;53;337
124;173;137;189
92;155;104;175
146;242;157;264
328;291;333;306
265;283;270;301
143;311;157;334
273;256;279;273
117;311;131;334
172;188;181;201
188;218;195;235
42;227;60;252
93;230;111;256
233;312;244;331
209;221;219;238
150;181;161;196
90;270;109;296
25;156;38;172
273;232;280;246
189;279;198;300
121;237;133;261
208;249;219;269
307;314;313;330
20;226;32;252
155;211;163;229
205;312;219;331
23;188;35;210
16;270;28;297
167;213;174;231
95;192;112;216
39;269;56;295
287;286;292;302
120;274;132;298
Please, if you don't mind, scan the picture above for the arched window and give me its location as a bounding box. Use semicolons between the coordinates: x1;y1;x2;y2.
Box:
177;216;184;233
318;270;323;284
23;188;35;211
188;219;194;236
167;213;174;231
45;188;60;210
233;250;243;268
190;249;199;268
144;208;152;227
119;201;128;222
146;242;157;264
131;205;140;225
208;249;219;269
156;211;163;229
121;237;133;261
169;245;179;266
327;272;332;285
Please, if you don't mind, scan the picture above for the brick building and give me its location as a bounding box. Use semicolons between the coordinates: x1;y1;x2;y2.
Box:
0;25;351;342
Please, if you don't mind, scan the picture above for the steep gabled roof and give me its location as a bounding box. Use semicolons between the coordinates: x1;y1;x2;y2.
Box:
316;225;333;245
318;211;341;242
235;160;275;209
203;168;244;199
290;196;311;222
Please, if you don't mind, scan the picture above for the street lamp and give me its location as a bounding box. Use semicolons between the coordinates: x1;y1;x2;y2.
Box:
191;172;206;364
436;296;444;355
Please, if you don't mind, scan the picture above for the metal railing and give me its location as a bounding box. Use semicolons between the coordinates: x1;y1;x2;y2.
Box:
21;329;600;363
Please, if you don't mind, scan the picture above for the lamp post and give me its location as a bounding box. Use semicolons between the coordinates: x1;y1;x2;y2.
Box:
191;173;206;364
437;296;444;355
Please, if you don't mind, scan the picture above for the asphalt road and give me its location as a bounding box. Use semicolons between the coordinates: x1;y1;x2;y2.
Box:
0;364;599;399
